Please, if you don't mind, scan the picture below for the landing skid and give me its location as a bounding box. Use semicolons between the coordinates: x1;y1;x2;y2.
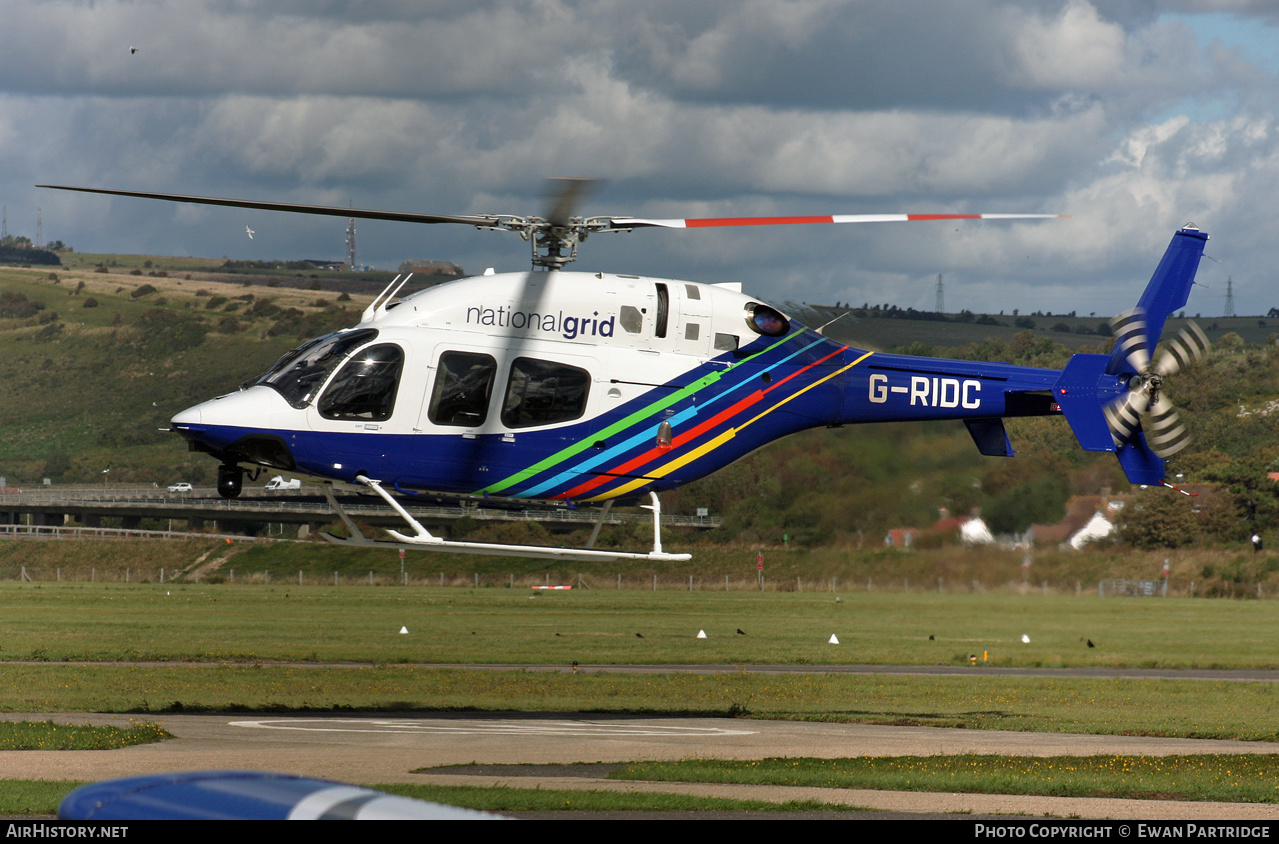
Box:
321;478;690;563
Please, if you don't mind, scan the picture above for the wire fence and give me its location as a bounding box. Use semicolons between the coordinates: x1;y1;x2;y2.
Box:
0;561;1263;598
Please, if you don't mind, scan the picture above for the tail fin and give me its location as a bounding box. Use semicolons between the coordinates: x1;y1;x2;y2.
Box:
1054;225;1209;486
1105;225;1209;376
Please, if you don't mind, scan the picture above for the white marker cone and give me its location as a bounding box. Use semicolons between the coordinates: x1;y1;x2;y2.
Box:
1021;634;1030;643
697;630;707;639
828;634;839;644
400;626;409;634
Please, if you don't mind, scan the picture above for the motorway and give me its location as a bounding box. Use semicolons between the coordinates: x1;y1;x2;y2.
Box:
2;711;1275;819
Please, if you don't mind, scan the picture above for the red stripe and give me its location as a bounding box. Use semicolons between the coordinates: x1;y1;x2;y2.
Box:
555;344;851;501
684;215;835;227
763;346;848;393
906;214;981;221
556;390;768;500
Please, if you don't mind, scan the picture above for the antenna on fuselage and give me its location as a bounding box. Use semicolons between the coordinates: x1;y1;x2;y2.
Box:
368;273;414;324
361;273;414;324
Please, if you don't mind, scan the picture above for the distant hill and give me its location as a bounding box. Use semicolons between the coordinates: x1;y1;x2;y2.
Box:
1;251;1275;551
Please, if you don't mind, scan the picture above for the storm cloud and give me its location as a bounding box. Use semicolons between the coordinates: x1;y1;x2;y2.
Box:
4;1;1279;315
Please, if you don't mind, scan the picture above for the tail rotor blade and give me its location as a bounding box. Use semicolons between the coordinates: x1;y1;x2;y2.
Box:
1153;322;1210;378
1110;309;1151;373
1109;308;1150;374
1145;394;1191;458
1104;385;1149;447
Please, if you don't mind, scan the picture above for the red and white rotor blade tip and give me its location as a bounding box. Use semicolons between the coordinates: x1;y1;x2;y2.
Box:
615;213;1068;229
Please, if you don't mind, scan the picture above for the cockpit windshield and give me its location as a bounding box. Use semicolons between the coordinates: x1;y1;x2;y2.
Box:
244;329;379;409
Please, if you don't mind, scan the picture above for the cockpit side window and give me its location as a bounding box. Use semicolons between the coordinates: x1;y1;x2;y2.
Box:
428;351;497;426
248;329;380;409
318;344;405;421
501;357;591;429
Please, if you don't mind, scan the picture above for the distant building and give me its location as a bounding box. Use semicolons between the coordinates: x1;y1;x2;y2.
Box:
398;260;464;276
883;528;921;548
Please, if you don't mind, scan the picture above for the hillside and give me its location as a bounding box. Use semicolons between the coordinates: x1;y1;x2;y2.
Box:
0;253;1275;551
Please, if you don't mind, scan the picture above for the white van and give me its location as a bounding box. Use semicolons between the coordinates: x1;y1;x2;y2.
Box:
264;476;302;491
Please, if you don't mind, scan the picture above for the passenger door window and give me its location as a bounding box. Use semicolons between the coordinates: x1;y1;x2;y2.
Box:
501;357;591;429
428;351;497;426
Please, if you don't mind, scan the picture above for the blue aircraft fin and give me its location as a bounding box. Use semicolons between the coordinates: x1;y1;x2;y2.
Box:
1055;225;1209;486
1105;225;1209;375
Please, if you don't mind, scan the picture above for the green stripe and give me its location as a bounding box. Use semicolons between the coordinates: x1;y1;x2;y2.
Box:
478;333;804;495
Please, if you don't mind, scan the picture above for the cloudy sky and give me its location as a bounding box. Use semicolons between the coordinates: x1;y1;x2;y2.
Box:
4;1;1279;317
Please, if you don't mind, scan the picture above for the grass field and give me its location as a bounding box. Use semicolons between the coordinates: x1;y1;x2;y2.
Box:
0;583;1272;669
0;569;1275;815
612;755;1279;803
0;584;1270;742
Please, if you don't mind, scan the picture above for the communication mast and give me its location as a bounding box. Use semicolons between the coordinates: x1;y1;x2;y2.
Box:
1224;276;1235;318
36;207;42;247
935;273;944;313
346;216;356;269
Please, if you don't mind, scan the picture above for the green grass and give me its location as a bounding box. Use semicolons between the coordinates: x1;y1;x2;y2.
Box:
0;720;169;750
612;754;1279;804
0;666;1272;741
376;783;859;813
0;781;85;816
0;586;1270;739
15;751;1279;817
0;779;859;817
0;584;1273;669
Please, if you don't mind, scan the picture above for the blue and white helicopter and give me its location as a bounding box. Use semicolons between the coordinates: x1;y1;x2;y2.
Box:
40;183;1210;562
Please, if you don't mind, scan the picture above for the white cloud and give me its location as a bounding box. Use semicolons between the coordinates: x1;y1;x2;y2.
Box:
7;1;1279;316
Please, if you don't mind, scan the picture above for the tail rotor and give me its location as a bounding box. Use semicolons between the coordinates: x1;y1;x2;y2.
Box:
1102;311;1208;458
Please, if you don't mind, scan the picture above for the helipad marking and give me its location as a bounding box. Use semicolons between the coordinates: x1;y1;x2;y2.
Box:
229;718;755;737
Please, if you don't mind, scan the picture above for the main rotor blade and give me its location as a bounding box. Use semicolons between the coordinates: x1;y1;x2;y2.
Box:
37;185;503;228
610;212;1068;229
1108;308;1150;374
1152;322;1210;378
1145;393;1191;458
543;177;599;229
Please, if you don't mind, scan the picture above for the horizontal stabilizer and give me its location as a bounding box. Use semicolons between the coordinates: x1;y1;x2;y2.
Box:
1053;353;1115;452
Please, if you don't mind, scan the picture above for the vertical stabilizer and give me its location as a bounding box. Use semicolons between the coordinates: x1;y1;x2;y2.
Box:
1105;225;1209;376
1057;226;1210;486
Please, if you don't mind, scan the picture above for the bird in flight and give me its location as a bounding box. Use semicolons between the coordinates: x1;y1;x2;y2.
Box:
245;226;255;240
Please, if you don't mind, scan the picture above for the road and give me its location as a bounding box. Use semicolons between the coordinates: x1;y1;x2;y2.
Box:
2;712;1274;819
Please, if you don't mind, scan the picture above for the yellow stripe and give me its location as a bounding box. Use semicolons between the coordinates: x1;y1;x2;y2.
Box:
584;430;737;502
737;352;871;432
584;351;874;502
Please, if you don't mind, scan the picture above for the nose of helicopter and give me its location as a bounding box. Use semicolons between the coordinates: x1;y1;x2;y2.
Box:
170;403;204;426
171;388;302;472
170;387;295;432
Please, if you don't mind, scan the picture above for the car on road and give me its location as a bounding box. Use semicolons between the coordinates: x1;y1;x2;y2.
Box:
167;482;193;493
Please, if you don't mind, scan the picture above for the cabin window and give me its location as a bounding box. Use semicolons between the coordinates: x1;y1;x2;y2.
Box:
620;305;643;334
501;357;591;429
715;333;739;351
684;284;701;300
318;344;404;421
685;323;700;341
249;328;379;409
428;351;497;426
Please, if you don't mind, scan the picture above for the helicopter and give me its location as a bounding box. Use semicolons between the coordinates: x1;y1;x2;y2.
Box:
38;182;1211;562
